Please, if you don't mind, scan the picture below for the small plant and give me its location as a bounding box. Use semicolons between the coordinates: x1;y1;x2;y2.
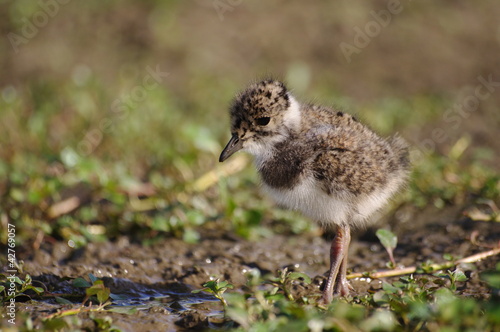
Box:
73;273;111;307
376;228;398;268
192;278;234;308
37;274;128;330
89;314;123;332
434;269;468;292
0;273;44;304
265;267;312;302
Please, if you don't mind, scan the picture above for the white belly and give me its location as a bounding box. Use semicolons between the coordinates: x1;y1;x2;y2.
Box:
262;174;405;229
263;176;353;227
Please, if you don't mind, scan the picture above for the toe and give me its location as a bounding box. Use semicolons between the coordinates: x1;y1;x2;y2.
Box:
334;279;351;297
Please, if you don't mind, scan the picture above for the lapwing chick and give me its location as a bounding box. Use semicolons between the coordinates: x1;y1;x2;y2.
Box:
219;79;410;304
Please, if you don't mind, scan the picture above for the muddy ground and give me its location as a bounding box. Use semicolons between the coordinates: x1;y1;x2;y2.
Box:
10;205;500;331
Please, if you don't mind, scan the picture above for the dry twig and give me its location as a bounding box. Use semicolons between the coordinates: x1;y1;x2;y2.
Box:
347;247;500;279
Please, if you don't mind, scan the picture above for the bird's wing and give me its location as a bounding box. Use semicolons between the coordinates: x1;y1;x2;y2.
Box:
305;125;385;197
303;124;359;153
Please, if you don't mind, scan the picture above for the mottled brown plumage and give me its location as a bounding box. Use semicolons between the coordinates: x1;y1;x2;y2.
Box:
220;79;410;303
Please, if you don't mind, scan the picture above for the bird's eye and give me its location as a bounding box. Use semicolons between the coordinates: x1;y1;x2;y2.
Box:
255;117;271;126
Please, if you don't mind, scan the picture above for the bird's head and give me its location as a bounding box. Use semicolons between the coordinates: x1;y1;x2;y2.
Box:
219;80;301;162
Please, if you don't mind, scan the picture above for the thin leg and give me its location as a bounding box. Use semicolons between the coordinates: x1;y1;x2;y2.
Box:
334;229;352;296
320;224;351;304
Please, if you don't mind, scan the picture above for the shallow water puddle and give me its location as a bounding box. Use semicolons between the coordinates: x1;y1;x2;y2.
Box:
25;275;225;330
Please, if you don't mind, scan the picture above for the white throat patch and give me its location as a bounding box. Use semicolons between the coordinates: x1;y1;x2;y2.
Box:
283;94;302;132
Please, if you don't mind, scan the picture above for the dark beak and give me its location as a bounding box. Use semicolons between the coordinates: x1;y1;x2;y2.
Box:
219;134;243;162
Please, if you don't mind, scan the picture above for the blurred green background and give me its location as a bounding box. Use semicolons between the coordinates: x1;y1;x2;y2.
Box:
0;0;499;247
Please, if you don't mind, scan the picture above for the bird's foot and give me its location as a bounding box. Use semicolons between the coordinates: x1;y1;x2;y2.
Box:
333;277;352;297
319;291;333;305
319;279;352;305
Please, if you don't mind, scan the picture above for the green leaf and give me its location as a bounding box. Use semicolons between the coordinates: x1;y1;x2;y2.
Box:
97;287;110;304
433;272;449;279
287;272;311;284
382;282;399;294
372;290;389;304
443;253;454;261
226;307;250;327
86;281;110;304
26;285;45;294
88;273;98;284
220;281;233;290
266;294;285;301
109;293;128;301
86;281;105;296
86;286;101;296
453;270;467;282
376;229;397;250
218;281;229;289
55;296;73;305
108;306;138;315
42;317;69;331
202;280;218;290
73;277;91;288
182;228;200;244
